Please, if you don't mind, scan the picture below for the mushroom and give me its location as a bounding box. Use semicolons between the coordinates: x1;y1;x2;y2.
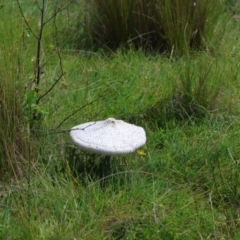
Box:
70;118;146;156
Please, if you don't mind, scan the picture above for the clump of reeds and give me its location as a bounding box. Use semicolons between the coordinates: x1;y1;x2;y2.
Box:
87;0;223;55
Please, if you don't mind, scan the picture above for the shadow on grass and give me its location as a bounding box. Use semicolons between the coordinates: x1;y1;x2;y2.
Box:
64;145;133;187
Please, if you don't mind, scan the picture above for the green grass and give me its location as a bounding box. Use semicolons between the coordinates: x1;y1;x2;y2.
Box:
1;1;240;239
85;0;225;55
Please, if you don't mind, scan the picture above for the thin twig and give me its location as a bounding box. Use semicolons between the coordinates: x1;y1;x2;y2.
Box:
55;89;109;129
43;6;66;27
34;0;45;92
87;170;161;187
36;72;64;104
17;0;38;39
36;2;68;104
35;0;42;11
28;107;105;135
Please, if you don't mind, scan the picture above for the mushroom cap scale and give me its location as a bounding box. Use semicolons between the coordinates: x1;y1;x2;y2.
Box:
70;118;146;156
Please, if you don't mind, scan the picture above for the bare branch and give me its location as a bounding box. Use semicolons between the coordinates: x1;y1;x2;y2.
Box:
36;72;64;105
53;6;64;78
17;0;38;39
55;89;110;129
36;3;66;105
43;1;73;27
34;0;42;11
34;0;45;91
43;7;62;27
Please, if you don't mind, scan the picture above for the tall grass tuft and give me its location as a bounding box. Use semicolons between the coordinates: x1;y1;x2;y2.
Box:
137;54;225;128
0;3;33;179
0;72;28;179
176;57;221;118
85;0;224;55
90;0;161;50
157;0;223;56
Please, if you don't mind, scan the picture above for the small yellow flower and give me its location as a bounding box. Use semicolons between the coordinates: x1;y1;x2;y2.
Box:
137;150;146;156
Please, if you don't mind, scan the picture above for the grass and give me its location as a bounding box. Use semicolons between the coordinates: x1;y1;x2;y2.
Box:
1;1;240;239
86;0;225;55
0;1;32;178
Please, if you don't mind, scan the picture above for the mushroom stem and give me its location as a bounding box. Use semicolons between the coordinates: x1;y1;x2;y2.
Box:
104;155;113;168
98;155;113;180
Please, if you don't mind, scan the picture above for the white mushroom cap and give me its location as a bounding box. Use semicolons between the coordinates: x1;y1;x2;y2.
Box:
70;118;146;156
